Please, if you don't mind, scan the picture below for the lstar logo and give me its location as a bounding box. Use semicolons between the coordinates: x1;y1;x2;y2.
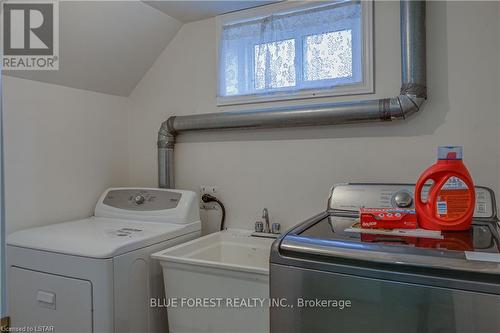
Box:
2;1;59;70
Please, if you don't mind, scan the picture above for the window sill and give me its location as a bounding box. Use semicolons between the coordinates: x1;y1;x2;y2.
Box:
217;82;374;107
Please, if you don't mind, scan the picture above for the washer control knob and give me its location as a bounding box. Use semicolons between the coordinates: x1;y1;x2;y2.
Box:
393;191;413;208
134;194;145;205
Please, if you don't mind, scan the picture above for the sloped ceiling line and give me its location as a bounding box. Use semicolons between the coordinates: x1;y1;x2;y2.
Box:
3;1;276;96
4;1;182;96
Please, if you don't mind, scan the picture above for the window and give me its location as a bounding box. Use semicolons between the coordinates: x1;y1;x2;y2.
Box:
217;1;373;105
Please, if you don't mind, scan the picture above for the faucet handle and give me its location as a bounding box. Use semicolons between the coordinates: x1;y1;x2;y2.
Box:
271;223;281;234
254;221;264;233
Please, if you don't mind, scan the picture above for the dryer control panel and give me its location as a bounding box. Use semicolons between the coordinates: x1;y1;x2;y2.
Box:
103;189;181;211
329;183;496;220
94;187;200;224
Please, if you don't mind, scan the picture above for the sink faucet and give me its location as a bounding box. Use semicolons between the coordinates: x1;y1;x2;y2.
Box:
253;208;280;238
262;208;270;233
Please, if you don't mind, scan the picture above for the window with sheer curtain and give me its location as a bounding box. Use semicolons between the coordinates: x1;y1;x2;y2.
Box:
217;0;373;105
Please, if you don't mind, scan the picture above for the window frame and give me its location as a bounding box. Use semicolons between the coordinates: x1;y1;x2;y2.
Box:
215;0;374;106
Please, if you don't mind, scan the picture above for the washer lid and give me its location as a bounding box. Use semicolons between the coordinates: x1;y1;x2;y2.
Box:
6;217;200;258
278;213;500;275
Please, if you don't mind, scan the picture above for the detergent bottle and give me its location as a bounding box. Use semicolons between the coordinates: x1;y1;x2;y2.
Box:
415;146;475;231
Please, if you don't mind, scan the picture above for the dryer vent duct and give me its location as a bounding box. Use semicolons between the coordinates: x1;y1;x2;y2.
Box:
158;0;427;188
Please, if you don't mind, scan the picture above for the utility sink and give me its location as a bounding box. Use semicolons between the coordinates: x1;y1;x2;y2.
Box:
152;229;275;333
154;228;273;274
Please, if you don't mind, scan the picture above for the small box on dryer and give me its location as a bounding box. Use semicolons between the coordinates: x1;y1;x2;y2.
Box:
360;208;418;229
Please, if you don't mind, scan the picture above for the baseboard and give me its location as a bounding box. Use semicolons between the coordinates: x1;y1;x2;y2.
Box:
0;316;9;332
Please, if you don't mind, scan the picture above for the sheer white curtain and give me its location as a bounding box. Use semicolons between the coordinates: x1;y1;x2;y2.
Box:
219;1;362;98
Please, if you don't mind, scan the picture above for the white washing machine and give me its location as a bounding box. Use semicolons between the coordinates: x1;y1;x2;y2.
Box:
6;187;201;333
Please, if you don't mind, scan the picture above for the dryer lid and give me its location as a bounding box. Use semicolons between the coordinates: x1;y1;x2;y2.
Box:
7;217;200;258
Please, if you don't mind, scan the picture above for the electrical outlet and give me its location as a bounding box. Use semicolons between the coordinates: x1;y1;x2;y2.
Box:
201;185;217;195
200;185;218;210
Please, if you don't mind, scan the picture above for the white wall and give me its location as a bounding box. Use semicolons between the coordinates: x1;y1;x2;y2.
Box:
128;1;500;233
6;1;183;96
2;76;130;234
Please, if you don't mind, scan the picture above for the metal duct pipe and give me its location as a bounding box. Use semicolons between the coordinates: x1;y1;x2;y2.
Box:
158;0;427;189
157;127;175;190
401;0;427;94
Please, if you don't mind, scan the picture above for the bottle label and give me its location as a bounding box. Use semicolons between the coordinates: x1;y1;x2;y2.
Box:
436;177;472;221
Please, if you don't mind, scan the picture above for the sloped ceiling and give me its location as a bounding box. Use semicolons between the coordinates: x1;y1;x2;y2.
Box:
3;1;182;96
3;1;277;96
144;1;276;23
